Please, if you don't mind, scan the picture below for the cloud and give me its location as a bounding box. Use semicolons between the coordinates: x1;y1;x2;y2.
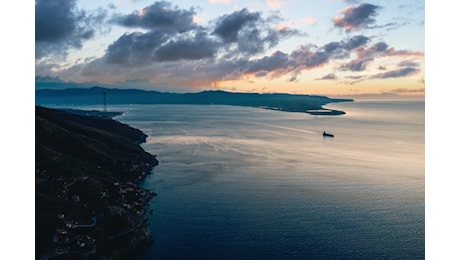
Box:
36;2;424;90
303;18;316;25
343;75;366;85
111;1;197;33
333;3;381;32
398;60;419;67
246;51;290;74
35;75;66;83
339;58;373;71
35;0;107;60
390;88;425;94
342;35;370;50
371;67;418;79
104;31;168;66
267;0;283;9
35;75;98;89
317;73;338;80
103;30;220;65
355;41;424;60
345;75;365;80
211;9;301;55
213;9;261;43
153;32;220;61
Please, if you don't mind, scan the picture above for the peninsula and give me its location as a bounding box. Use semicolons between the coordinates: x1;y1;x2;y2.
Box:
36;87;353;115
36;106;158;259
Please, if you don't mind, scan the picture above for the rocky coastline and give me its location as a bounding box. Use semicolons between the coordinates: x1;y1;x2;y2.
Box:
36;106;159;259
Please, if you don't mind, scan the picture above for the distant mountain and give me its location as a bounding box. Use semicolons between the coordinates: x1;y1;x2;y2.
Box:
36;87;353;115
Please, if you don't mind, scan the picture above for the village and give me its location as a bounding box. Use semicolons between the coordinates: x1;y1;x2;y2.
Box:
36;166;157;259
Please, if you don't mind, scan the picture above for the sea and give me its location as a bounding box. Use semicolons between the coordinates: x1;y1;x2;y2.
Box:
70;98;425;259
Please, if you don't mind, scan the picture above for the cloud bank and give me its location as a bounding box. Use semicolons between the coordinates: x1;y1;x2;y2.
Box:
35;0;424;93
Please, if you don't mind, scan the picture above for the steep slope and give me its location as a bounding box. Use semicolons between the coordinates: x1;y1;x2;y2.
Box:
36;106;158;259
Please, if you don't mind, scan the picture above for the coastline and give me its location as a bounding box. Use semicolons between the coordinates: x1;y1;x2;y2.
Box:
36;106;159;259
35;87;353;116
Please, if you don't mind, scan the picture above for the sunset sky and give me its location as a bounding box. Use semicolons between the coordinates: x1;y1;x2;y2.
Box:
35;0;425;96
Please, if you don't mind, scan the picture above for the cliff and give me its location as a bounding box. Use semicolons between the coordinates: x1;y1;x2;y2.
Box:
35;106;158;259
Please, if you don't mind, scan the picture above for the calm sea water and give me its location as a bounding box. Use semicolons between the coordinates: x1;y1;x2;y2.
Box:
81;99;425;259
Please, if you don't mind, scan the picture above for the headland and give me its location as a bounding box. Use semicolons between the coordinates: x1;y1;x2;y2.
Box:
36;106;158;259
35;87;353;115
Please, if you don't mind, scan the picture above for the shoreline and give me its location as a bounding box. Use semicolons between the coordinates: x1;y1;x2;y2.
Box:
36;106;159;259
35;87;353;116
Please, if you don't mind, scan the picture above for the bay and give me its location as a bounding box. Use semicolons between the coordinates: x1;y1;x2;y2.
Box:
80;99;425;259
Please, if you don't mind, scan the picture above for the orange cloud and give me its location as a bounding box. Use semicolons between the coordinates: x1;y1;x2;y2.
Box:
275;20;295;30
267;0;283;8
303;17;316;25
193;15;204;23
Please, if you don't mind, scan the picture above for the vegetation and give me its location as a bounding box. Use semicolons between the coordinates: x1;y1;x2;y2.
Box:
36;106;158;259
36;87;353;115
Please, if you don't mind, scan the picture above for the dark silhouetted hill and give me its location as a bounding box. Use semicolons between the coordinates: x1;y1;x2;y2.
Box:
36;106;158;259
36;87;353;115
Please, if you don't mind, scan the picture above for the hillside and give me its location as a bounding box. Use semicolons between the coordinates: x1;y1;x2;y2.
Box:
36;87;353;115
35;106;158;259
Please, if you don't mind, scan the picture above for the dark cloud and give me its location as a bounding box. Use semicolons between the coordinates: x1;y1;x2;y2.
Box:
35;0;107;60
398;60;419;67
35;75;66;83
343;75;366;85
213;8;261;43
37;1;424;89
339;58;372;71
104;31;168;66
35;0;80;42
244;37;371;77
323;42;342;53
246;51;290;73
112;1;197;33
342;35;370;50
355;41;388;59
211;8;301;55
345;75;366;80
235;27;301;55
104;29;219;65
391;88;424;93
378;65;386;70
305;52;330;67
35;75;98;89
236;28;265;54
104;5;302;68
333;3;381;32
154;32;220;61
264;28;302;49
311;35;366;60
356;41;423;60
371;67;418;79
317;73;338;80
372;41;389;52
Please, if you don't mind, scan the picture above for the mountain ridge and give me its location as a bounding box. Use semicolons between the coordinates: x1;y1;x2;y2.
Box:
36;87;353;115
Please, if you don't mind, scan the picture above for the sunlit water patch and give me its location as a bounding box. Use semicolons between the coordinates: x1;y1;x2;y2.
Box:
71;101;424;259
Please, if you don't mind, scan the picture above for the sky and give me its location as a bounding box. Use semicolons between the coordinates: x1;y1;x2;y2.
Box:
34;0;425;96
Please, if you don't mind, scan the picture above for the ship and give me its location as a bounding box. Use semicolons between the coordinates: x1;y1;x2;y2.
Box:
322;131;334;138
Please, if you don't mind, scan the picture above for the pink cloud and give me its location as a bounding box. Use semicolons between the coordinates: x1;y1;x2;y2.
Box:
267;0;283;8
303;17;316;25
275;20;295;30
